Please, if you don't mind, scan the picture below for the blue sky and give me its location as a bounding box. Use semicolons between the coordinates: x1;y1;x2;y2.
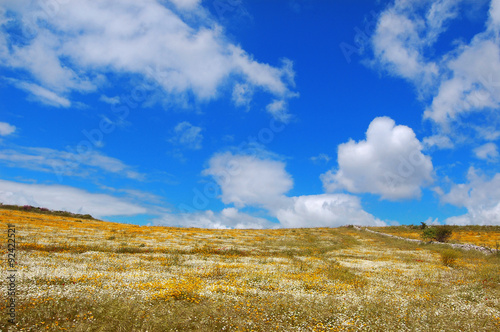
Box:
1;0;500;228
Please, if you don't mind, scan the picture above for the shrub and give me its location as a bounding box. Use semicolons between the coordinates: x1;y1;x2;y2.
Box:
421;227;437;242
421;226;453;243
440;249;459;267
434;226;453;242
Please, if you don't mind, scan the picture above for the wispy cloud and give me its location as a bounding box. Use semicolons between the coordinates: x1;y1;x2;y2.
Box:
441;167;500;225
370;0;500;140
14;81;71;107
99;95;120;105
310;153;331;164
169;122;203;150
0;0;297;120
0;146;144;181
473;142;499;161
0;122;15;136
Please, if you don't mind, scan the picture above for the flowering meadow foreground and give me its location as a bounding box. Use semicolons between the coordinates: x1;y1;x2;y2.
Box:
1;209;500;331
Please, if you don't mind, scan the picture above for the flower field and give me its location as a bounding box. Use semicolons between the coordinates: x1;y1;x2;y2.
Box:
1;209;500;331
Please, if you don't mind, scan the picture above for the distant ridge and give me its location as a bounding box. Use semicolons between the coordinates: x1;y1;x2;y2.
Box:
0;203;99;221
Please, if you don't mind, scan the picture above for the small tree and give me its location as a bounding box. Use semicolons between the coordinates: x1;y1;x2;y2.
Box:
420;221;427;229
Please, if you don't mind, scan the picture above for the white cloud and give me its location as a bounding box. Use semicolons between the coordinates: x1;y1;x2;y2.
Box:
99;95;120;105
153;208;274;229
232;83;253;108
203;152;293;209
489;0;500;29
170;122;203;150
202;151;383;228
266;99;291;123
424;39;500;126
275;194;385;228
0;179;147;218
370;0;500;136
15;81;71;107
0;122;16;136
441;167;500;225
423;134;454;149
0;146;144;180
310;153;331;164
371;2;439;88
474;142;499;161
321;117;433;200
169;0;202;11
0;0;296;120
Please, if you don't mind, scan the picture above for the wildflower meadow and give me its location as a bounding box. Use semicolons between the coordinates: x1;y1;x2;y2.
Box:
1;208;499;331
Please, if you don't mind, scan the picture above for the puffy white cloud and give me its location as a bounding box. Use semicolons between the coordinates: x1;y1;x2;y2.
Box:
0;122;16;136
321;117;433;200
275;194;385;228
0;0;296;119
203;152;293;209
0;179;147;218
489;0;500;29
153;208;274;229
473;142;499;161
441;167;500;225
203;151;383;228
170;122;203;150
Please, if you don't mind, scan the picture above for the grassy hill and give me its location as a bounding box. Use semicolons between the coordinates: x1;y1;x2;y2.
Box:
1;209;499;331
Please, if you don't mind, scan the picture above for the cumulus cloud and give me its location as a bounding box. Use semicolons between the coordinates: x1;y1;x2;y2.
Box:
0;0;296;119
321;117;433;200
0;122;16;136
473;142;499;161
0;179;147;218
153;208;274;229
203;152;293;209
275;194;385;228
440;167;500;225
170;122;203;150
202;151;383;227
